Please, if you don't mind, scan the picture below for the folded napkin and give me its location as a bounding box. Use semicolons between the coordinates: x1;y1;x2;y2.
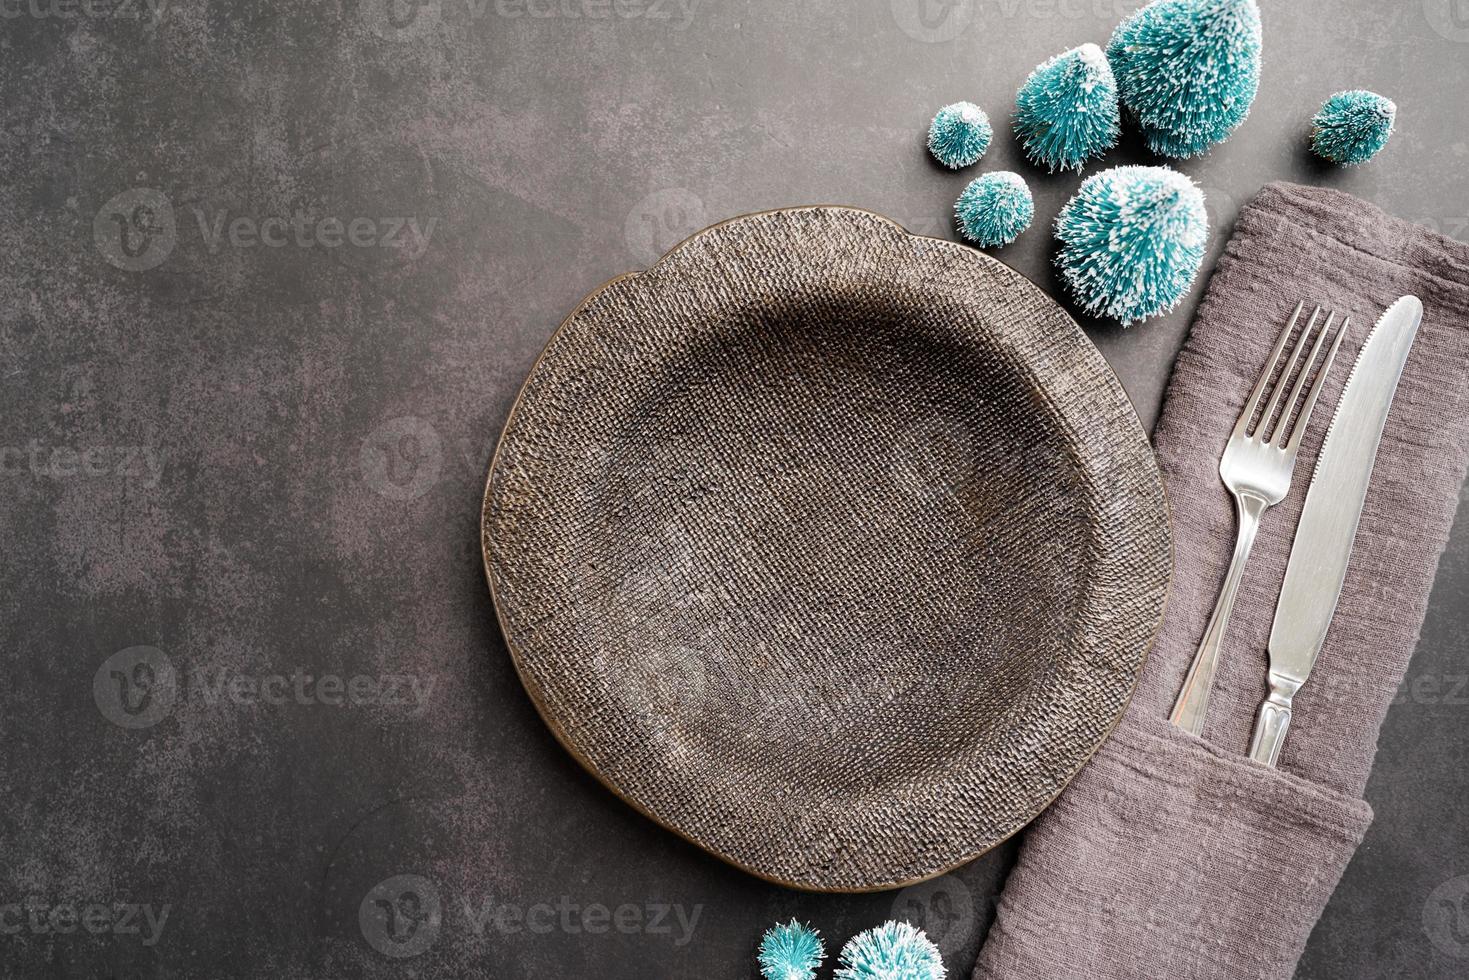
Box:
974;182;1469;979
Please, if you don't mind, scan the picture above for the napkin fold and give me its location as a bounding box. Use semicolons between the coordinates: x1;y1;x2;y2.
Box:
974;182;1469;979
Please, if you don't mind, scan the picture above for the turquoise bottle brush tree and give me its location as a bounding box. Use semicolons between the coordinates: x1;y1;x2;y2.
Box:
757;919;945;980
1013;43;1120;173
955;172;1034;248
758;920;825;980
1108;0;1262;158
928;101;993;169
1054;165;1208;326
835;921;946;980
1310;90;1396;165
914;0;1402;332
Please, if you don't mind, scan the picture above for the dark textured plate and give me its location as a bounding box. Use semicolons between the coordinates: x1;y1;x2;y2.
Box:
482;206;1170;891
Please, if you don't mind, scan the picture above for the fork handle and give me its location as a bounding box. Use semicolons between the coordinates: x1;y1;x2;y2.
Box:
1169;491;1269;736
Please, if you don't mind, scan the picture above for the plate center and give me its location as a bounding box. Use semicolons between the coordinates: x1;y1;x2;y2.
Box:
574;303;1093;796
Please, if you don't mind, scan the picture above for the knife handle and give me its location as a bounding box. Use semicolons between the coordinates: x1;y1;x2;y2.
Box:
1248;672;1302;767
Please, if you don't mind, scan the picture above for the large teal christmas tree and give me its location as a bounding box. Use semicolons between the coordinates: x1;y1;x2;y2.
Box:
1013;43;1120;173
1054;166;1208;325
1108;0;1262;158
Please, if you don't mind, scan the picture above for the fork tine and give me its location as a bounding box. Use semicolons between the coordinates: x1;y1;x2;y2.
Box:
1235;301;1304;438
1285;315;1351;452
1269;312;1336;446
1258;305;1322;442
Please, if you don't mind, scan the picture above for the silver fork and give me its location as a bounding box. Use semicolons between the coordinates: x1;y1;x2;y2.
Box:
1169;302;1349;736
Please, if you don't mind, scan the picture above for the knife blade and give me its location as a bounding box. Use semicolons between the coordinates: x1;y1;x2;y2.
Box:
1247;294;1424;766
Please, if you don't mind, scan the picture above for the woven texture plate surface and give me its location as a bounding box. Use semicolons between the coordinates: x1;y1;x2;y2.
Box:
483;207;1170;891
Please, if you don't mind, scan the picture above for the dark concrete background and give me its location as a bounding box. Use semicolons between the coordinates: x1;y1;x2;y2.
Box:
2;0;1466;976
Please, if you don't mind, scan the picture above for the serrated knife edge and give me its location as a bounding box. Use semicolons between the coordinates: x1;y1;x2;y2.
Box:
1267;294;1424;683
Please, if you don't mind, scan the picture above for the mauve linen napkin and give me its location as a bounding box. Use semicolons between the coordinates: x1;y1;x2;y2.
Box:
974;182;1469;980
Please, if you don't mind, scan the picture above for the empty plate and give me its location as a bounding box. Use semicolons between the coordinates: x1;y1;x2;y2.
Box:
482;206;1170;891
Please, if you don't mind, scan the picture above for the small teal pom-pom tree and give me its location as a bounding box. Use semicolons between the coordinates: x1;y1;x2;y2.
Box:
955;172;1034;248
835;921;946;980
1311;90;1396;165
928;102;993;169
758;920;825;980
1054;165;1208;325
1013;43;1120;173
1108;0;1262;158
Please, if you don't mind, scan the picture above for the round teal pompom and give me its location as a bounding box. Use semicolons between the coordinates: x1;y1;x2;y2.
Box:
1054;165;1207;325
928;102;993;169
835;921;946;980
1013;43;1120;173
955;172;1034;248
758;920;825;980
1108;0;1262;158
1311;90;1396;165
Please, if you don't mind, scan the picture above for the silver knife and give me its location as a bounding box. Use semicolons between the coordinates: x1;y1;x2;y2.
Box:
1248;294;1424;766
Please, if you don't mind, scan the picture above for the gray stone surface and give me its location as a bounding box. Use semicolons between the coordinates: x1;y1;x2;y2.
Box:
0;0;1464;976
